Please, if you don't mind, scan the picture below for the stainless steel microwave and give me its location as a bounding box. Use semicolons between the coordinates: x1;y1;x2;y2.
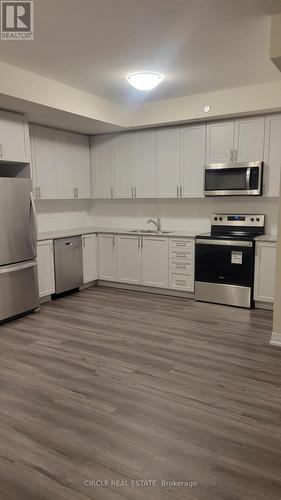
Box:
204;161;263;196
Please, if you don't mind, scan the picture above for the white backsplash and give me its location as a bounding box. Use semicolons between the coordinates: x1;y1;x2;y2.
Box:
36;197;279;235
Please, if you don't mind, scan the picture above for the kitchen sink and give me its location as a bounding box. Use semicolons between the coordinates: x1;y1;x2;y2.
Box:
129;230;173;234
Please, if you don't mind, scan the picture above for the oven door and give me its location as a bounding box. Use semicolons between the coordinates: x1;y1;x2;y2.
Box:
204;162;263;196
195;239;255;307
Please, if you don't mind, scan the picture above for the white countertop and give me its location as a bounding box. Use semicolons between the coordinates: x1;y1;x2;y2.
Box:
38;227;200;241
38;227;277;243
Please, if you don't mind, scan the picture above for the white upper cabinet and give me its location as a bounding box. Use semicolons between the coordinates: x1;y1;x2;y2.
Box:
53;129;74;198
134;130;157;198
181;125;206;198
114;134;134;198
69;133;90;199
82;233;98;283
90;135;114;199
206;121;234;164
156;128;181;198
234;117;265;162
30;125;56;199
117;235;141;284
141;236;169;288
0;110;30;163
264;114;281;197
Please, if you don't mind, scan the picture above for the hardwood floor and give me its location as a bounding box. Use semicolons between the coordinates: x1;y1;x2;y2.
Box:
0;287;280;500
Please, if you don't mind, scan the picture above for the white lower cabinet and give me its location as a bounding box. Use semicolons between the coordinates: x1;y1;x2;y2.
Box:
82;234;98;283
254;241;276;303
117;235;141;284
98;234;117;281
141;237;169;288
169;238;194;292
37;240;55;298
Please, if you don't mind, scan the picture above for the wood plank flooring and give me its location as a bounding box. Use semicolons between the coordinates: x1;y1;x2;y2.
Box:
0;287;280;500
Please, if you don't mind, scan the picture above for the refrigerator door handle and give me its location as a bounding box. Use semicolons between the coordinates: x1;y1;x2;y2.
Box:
30;192;38;251
0;260;37;274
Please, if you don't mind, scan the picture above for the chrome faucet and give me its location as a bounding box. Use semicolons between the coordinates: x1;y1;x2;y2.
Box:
147;216;161;232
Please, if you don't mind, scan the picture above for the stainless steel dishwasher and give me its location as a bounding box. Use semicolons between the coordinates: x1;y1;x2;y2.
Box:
54;236;83;294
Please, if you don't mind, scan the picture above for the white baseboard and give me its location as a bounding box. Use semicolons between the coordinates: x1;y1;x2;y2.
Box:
98;280;195;299
270;332;281;347
254;301;273;311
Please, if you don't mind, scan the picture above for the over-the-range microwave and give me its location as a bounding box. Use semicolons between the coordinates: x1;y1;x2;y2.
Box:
204;161;263;196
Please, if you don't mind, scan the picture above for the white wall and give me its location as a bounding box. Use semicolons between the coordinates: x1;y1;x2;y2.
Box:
36;197;279;235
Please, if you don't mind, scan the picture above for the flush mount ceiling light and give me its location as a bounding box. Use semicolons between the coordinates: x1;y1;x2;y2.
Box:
127;72;163;90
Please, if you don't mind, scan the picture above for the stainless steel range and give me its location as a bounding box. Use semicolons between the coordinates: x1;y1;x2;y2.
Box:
195;214;265;308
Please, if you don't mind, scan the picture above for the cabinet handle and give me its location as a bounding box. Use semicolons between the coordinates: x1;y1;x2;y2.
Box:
141;236;143;249
111;187;113;199
134;186;136;198
234;149;238;162
230;149;233;161
177;186;179;198
82;236;85;247
180;186;183;197
138;236;140;249
131;186;134;198
113;235;115;247
38;186;41;199
0;144;2;158
76;187;79;198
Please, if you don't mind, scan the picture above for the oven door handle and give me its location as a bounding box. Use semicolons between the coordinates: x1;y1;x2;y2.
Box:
246;167;251;191
196;239;253;247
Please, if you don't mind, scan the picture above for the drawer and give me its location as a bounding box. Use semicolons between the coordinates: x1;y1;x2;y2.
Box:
169;272;194;292
169;238;194;249
170;260;193;274
169;248;193;260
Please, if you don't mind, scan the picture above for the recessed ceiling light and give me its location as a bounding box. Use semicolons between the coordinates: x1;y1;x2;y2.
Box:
204;105;211;113
127;72;163;91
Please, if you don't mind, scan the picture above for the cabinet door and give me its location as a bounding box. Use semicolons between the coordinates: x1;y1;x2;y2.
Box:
254;242;276;303
0;110;30;163
134;130;157;198
82;234;98;283
117;235;141;284
141;237;169;288
181;125;206;198
70;133;91;198
37;240;55;297
156;128;181;198
54;130;75;199
114;134;134;198
206;121;234;163
98;234;117;281
30;125;56;199
90;135;114;199
264;114;281;197
234;117;265;162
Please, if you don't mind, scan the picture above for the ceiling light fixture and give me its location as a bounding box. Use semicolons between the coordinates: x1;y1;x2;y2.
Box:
127;72;163;91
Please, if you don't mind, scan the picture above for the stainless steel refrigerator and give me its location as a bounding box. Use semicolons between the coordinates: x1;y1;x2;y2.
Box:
0;178;39;322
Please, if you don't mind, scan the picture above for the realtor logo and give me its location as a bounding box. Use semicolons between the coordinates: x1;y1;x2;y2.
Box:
1;1;34;39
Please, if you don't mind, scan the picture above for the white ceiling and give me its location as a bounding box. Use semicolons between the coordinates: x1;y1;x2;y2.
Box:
0;0;280;105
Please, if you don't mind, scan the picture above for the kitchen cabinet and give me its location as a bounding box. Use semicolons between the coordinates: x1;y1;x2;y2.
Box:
114;134;134;198
206;121;235;163
181;125;206;198
254;241;276;303
234;117;265;162
53;129;74;198
134;130;157;198
117;235;141;284
264;114;281;197
156;128;181;198
98;233;117;281
141;236;169;288
82;233;98;283
69;133;91;198
30;124;56;199
90;135;114;199
37;240;55;298
169;238;194;292
206;117;265;164
0;110;30;163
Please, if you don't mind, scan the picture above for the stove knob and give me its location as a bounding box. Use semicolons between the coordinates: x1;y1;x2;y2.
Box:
219;217;223;221
250;217;254;222
214;217;218;221
256;217;260;222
